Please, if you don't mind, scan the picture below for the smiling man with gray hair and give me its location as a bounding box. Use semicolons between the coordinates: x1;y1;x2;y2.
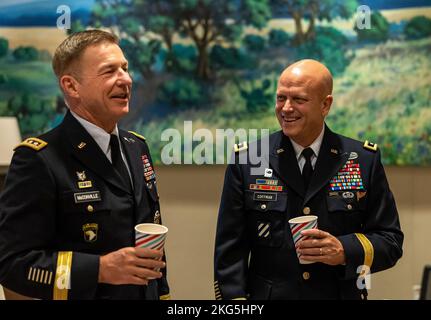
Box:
0;30;169;300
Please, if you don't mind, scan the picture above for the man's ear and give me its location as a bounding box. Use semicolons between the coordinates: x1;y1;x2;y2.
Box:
60;75;80;99
322;95;333;117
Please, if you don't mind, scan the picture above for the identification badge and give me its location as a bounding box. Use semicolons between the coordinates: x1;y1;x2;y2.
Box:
74;191;101;203
253;192;277;201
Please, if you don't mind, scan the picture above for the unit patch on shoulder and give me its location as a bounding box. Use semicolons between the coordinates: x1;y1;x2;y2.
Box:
234;141;248;153
14;137;47;151
128;131;146;141
363;140;378;152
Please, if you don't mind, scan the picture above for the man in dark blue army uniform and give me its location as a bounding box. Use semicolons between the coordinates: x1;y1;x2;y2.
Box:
0;30;169;300
214;59;403;300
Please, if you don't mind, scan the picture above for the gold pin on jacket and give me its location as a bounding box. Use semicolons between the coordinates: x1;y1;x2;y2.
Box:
234;141;248;153
363;140;378;152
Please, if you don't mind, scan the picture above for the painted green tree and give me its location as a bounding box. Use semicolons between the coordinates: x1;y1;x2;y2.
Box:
92;0;271;79
270;0;358;44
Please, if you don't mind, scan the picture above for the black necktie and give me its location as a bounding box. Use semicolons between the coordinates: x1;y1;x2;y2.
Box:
110;134;132;192
301;147;314;190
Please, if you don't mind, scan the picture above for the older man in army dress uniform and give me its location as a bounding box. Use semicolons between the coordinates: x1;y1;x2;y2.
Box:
0;30;169;300
214;59;403;300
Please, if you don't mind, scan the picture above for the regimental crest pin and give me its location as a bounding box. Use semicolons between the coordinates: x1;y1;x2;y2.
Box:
82;223;98;242
76;171;86;181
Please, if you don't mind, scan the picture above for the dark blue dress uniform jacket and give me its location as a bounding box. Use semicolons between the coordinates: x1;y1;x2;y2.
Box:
0;111;169;300
214;126;403;300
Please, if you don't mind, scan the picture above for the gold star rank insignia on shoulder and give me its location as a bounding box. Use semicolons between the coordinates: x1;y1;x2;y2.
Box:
14;137;47;151
363;140;378;152
234;141;248;153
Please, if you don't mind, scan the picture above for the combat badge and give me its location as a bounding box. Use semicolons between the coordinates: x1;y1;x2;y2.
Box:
349;152;358;160
82;223;98;242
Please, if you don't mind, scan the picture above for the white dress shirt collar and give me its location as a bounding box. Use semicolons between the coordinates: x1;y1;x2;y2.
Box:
70;110;119;157
290;124;325;161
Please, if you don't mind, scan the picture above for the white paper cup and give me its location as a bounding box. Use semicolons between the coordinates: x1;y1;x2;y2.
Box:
288;215;318;264
135;223;168;275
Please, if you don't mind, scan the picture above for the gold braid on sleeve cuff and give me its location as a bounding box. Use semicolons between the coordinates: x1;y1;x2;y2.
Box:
355;233;374;270
53;251;73;300
214;281;222;300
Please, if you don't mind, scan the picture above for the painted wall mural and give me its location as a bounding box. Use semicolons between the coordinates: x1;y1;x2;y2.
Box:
0;0;430;165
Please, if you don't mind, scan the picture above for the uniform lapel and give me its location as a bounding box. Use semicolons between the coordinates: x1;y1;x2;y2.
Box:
120;130;144;205
269;131;305;197
62;111;131;194
304;126;349;204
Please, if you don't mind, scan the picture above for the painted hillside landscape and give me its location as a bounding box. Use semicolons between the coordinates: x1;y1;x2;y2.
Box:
0;0;430;165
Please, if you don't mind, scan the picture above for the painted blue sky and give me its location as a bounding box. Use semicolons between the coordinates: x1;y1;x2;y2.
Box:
0;0;95;26
0;0;430;26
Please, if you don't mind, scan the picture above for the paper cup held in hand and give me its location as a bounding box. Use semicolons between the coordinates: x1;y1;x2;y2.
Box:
135;223;168;250
288;215;318;264
135;223;168;275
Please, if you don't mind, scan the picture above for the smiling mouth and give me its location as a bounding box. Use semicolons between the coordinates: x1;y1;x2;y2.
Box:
281;114;301;123
110;92;129;100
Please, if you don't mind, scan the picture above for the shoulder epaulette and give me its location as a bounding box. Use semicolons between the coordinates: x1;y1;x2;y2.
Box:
363;140;378;152
128;131;146;141
14;137;47;151
234;141;248;153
